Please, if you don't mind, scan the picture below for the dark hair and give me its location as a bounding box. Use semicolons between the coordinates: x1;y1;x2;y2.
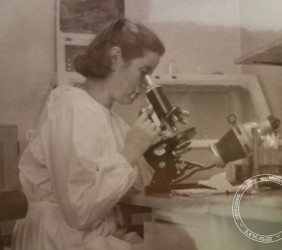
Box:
74;19;165;79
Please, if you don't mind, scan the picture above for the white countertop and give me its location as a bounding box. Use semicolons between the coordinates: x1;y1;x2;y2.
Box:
121;189;282;223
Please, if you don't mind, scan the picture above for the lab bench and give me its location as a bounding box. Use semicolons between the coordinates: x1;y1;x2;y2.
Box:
120;189;282;250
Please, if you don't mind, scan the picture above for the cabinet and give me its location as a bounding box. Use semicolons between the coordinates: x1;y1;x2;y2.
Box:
0;125;19;189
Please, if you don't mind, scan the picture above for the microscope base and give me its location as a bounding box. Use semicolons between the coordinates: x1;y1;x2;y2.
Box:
145;183;212;194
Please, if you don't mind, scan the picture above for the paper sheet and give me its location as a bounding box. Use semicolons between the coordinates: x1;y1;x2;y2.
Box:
171;172;239;197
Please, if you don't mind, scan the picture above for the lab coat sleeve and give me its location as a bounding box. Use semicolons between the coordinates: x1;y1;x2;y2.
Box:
42;98;138;230
134;157;154;191
116;118;154;192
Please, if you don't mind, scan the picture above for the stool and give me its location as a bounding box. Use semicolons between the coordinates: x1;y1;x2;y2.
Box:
0;189;28;250
119;203;152;238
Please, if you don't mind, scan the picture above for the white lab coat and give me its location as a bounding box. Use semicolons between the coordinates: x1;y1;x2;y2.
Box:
12;86;150;250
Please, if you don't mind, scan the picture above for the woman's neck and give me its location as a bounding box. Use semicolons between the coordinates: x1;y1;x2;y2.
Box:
80;78;114;109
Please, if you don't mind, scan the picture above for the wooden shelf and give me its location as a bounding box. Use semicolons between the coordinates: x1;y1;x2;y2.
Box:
235;39;282;66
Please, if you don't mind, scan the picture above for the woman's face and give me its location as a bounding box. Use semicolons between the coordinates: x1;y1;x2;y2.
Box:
109;51;161;105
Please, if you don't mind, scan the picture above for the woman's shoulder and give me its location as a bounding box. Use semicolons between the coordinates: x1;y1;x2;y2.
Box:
45;85;103;120
53;85;87;101
51;85;96;108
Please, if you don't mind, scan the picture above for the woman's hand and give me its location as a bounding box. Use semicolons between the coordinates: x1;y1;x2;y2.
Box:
121;108;160;166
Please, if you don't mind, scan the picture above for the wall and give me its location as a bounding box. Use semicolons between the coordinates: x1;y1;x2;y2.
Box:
126;0;242;75
239;0;282;129
0;0;56;151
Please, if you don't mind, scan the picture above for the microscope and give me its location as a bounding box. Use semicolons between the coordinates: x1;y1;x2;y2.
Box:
142;75;281;194
210;114;280;168
143;75;206;194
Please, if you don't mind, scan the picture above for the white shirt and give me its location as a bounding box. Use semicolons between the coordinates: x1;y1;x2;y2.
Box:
12;86;148;250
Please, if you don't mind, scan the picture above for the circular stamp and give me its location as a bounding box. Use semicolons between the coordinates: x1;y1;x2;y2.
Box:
232;174;282;243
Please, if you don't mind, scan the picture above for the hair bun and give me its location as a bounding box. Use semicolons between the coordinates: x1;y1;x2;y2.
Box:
73;54;89;77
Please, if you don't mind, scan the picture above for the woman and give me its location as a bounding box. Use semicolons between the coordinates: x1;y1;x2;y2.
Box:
12;19;165;250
